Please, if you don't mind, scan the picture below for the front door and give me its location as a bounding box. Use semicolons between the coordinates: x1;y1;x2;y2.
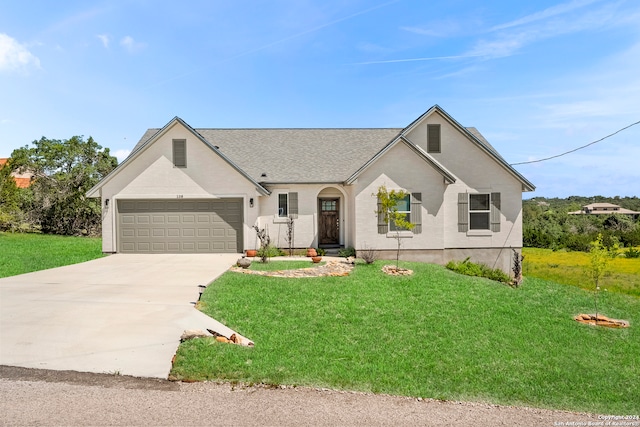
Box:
319;198;339;246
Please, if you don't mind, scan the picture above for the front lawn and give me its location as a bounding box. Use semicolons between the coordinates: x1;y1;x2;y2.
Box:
0;232;105;278
171;260;640;414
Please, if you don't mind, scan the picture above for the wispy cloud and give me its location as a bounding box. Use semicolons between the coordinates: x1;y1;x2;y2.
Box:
490;0;602;31
361;0;622;64
401;19;462;38
352;54;482;65
0;33;41;72
468;0;618;59
97;34;110;48
120;36;146;53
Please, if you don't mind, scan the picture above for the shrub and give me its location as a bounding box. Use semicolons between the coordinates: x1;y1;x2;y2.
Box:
359;245;377;264
624;247;640;259
338;247;356;258
315;247;326;256
446;257;511;284
256;245;283;262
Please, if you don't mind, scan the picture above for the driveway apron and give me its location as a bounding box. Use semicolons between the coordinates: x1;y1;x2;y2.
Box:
0;254;240;378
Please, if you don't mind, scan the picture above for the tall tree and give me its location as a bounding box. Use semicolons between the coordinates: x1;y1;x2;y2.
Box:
11;136;117;235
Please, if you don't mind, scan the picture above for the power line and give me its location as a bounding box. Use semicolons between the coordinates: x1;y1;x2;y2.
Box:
510;119;640;166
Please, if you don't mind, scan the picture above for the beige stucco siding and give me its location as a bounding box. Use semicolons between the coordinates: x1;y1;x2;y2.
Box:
352;142;447;251
406;111;524;250
99;122;261;252
255;184;350;249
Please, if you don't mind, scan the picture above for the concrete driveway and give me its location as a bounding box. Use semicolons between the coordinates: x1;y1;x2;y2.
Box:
0;253;241;378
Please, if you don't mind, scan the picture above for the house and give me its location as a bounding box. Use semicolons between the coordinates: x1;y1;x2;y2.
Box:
0;158;33;188
569;203;640;217
87;105;535;273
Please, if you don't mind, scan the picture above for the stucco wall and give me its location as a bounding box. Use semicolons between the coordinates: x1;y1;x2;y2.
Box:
255;184;350;249
352;141;447;252
99;122;261;252
405;111;524;250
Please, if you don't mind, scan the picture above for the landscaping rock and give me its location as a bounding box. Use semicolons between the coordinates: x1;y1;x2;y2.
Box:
237;257;252;269
230;260;354;278
381;265;413;276
180;329;210;342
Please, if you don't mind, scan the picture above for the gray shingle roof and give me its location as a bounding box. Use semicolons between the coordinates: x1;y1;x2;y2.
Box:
136;128;404;183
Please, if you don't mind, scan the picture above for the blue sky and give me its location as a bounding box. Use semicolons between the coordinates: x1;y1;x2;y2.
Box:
1;0;639;198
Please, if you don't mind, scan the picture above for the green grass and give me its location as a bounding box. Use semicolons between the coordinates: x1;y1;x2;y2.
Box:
0;232;105;278
523;247;640;297
171;260;640;413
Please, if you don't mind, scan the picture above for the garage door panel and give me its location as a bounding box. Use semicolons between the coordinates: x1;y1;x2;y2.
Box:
152;242;166;251
118;199;243;253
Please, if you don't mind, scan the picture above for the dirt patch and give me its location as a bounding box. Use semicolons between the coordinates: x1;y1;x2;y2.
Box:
574;313;630;328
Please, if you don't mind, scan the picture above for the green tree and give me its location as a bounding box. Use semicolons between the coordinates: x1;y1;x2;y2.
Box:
374;185;414;269
586;233;617;324
11;136;117;235
0;158;24;231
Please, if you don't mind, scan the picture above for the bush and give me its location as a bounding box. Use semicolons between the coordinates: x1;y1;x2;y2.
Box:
315;247;326;256
338;247;356;258
624;247;640;259
359;246;377;264
445;257;511;284
256;245;283;262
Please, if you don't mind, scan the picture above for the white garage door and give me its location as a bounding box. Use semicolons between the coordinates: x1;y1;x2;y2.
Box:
117;199;243;253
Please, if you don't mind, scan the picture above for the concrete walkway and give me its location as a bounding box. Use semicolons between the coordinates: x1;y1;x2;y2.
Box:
0;253;241;378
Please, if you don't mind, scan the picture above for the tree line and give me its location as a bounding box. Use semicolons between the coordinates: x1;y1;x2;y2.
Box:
523;196;640;251
0;136;117;235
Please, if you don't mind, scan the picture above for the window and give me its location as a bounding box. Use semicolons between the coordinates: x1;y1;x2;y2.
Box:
278;193;288;217
427;124;441;153
469;194;490;230
172;139;186;168
458;192;501;232
377;192;422;234
277;192;298;218
389;194;411;231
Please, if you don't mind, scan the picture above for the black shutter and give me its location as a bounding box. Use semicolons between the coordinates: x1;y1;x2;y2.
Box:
458;193;468;232
411;193;422;234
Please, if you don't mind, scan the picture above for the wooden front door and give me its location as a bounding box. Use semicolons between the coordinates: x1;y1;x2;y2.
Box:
319;198;339;246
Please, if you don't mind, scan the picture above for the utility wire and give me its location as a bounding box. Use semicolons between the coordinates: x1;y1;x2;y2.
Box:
510;119;640;166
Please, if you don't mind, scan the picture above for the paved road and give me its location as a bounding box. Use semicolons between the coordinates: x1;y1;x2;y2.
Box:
0;254;241;378
0;366;597;427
